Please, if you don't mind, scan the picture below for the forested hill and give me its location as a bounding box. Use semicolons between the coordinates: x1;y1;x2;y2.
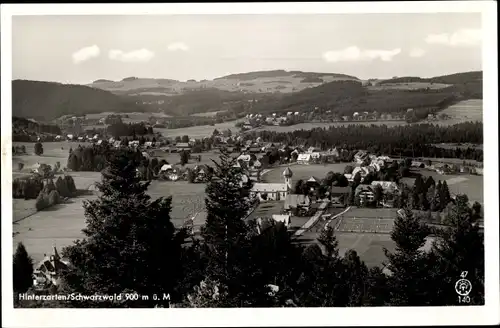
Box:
379;71;482;85
214;70;359;81
12;80;148;121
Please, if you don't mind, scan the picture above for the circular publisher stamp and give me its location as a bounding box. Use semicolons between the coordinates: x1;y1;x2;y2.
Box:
455;278;472;296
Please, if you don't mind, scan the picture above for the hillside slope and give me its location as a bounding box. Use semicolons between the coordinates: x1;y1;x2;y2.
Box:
378;71;482;85
87;70;360;96
12;80;148;121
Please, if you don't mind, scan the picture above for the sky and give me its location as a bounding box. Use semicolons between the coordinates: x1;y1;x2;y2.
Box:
12;13;482;84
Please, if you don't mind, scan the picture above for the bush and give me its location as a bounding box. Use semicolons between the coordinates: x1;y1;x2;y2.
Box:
64;175;77;194
55;176;70;198
18;163;24;171
35;193;49;211
48;190;60;206
43;179;57;194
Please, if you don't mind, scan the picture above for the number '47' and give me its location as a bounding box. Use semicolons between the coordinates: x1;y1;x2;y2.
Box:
461;271;468;278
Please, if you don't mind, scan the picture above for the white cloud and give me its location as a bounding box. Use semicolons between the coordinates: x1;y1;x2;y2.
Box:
167;42;189;52
425;28;482;47
108;48;155;62
72;45;100;64
409;47;426;58
322;46;401;63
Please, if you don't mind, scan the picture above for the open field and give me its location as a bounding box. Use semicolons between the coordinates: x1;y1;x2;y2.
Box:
336;217;395;234
402;169;483;204
84;112;172;123
155;118;245;139
431;143;483;151
368;82;450;91
191;110;228;117
437;99;483;125
253;120;407;133
262;163;349;183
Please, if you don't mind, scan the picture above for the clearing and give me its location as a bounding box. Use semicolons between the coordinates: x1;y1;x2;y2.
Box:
154;118;245;139
436;99;483;125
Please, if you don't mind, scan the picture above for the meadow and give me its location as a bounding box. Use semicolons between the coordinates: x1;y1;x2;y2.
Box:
367;82;450;91
155;118;245;139
253;120;408;134
436;99;483;125
401;168;483;204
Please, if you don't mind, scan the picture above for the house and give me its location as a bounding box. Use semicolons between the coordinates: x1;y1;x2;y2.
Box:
284;194;311;212
250;167;293;201
237;154;252;163
176;143;191;151
128;140;140;147
248;147;261;153
351;166;370;181
371;181;399;193
248;169;261;182
411;161;425;168
272;214;292;228
307;146;321;153
252;159;262;169
144;141;154;148
354;150;369;164
297;153;312;165
160;164;174;172
32;246;70;289
355;185;375;206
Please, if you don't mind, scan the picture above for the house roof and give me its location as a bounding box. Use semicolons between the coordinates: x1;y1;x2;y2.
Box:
297;154;311;161
307;176;319;183
371;181;399;191
237;154;251;162
355;184;374;195
160;164;173;171
282;167;293;178
251;183;288;192
272;215;291;224
284;194;311;209
176;143;190;148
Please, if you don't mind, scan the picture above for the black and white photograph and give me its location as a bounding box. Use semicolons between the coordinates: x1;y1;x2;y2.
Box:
1;2;498;327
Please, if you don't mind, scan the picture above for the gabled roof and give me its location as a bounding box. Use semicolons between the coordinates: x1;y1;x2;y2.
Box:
297;153;311;161
284;194;311;210
330;186;351;194
176;142;190;148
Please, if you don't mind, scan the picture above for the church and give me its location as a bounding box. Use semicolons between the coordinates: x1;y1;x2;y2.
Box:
250;167;293;201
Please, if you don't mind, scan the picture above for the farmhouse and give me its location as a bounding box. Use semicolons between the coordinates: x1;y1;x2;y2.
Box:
284;194;311;212
176;143;191;151
250;167;293;201
355;185;375;206
32;246;70;290
237;154;252;163
297;153;312;165
271;214;292;228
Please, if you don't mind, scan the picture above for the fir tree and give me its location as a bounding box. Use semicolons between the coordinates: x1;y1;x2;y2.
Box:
13;242;34;295
201;150;252;295
430;195;484;305
61;149;186;307
384;206;432;305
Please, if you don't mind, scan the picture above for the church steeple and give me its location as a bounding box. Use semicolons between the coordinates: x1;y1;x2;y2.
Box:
283;167;293;190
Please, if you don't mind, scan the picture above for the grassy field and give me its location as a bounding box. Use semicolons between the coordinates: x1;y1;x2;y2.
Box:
436;99;483;125
402;168;483;204
155;118;245;139
262;163;349;184
84;112;172;123
191;110;228;117
367;82;450;91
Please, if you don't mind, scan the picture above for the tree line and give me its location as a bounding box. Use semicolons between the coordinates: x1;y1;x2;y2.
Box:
14;150;484;308
244;122;483;161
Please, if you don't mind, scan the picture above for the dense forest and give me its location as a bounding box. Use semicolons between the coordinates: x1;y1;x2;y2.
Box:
379;71;482;85
245;122;483;161
214;69;358;81
12;80;147;120
13;116;62;141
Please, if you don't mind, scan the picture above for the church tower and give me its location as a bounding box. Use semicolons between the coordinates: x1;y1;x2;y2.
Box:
283;167;293;191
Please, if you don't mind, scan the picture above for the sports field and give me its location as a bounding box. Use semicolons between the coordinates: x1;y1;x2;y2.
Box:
437;99;483;125
335;217;395;234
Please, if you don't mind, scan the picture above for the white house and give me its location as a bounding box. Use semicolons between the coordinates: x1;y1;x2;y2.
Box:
237;154;252;163
160;164;173;172
250;167;293;201
297;153;311;165
271;214;291;228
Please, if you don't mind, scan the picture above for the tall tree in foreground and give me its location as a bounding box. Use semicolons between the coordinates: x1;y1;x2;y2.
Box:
201;150;252;304
62;149;186;307
384;206;432;305
430;195;484;305
13;242;34;300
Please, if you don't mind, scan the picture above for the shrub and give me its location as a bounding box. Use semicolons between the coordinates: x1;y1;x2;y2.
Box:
64;175;77;194
13;177;44;199
43;179;56;194
48;190;60;206
35;193;49;211
18;163;24;171
55;176;69;198
34;142;44;155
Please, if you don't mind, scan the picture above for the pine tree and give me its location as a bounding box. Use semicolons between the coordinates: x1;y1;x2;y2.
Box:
430;195;484;305
13;242;34;295
384;206;432;305
61;149;186;307
201;150;252;293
